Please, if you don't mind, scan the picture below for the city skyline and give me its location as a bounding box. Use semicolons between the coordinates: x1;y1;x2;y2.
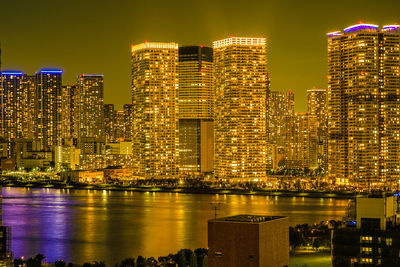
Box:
2;0;400;111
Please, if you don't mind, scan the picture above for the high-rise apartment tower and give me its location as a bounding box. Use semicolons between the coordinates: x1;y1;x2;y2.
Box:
327;24;400;187
131;42;179;178
213;37;268;180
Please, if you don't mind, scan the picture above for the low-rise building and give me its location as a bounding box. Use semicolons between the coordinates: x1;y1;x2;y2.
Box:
208;215;289;267
332;194;400;266
103;166;134;183
61;170;104;184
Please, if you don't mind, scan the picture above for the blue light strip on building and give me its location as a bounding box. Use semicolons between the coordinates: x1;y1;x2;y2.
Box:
40;69;63;74
1;71;23;75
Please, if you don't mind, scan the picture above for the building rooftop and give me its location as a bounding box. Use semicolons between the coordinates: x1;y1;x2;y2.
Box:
211;214;286;223
1;70;23;75
39;69;63;74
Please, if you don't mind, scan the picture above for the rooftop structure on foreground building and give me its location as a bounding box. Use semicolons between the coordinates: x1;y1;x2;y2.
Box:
208;214;289;267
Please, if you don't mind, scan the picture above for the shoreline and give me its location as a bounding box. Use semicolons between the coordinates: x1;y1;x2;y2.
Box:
0;181;359;199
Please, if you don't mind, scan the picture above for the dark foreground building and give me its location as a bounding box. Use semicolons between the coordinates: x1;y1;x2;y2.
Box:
332;194;400;266
0;187;12;267
208;215;289;267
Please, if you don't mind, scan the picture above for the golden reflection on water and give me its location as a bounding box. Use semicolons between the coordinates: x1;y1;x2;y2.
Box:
2;187;349;264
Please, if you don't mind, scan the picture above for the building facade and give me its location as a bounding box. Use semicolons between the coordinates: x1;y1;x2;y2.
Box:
131;42;179;178
35;69;63;151
307;88;327;169
0;71;24;145
178;46;214;175
286;112;318;169
214;37;268;180
327;24;400;187
332;195;400;266
61;84;79;143
123;104;133;141
104;104;115;142
77;74;104;141
267;90;295;169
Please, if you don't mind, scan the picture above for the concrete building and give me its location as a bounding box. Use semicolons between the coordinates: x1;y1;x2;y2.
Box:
0;71;24;144
178;119;214;174
0;71;35;157
178;45;214;175
61;170;104;184
77;74;104;141
55;142;80;171
104;104;115;142
307;88;327;169
268;90;295;148
214;37;268;180
208;215;289;267
35;69;63;151
286;112;318;169
76;74;105;170
131;42;179;178
332;194;400;266
123;104;133;141
14;139;53;170
104;142;134;169
61;84;78;142
327;24;400;187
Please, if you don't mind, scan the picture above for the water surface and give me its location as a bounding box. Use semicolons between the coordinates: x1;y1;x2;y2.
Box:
2;187;348;264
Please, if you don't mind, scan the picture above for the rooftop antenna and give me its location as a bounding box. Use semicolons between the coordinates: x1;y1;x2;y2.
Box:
210;202;222;220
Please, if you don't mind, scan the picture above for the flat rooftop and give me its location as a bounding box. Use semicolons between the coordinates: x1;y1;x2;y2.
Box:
211;215;287;223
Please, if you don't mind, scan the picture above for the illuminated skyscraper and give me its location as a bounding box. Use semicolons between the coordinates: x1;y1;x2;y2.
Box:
327;24;400;187
178;46;214;174
178;46;213;119
131;42;179;178
35;69;62;150
77;74;104;140
214;37;268;180
307;88;327;121
77;74;105;170
286;112;318;169
267;90;294;169
123;103;133;141
268;90;295;146
307;88;327;168
114;110;125;140
22;75;36;139
61;84;78;142
0;71;24;145
104;104;115;142
1;72;36;148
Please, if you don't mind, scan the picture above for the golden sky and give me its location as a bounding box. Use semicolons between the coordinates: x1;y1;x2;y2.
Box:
1;0;400;111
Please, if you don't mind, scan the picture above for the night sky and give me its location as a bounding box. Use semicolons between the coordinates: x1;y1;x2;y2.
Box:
1;0;400;111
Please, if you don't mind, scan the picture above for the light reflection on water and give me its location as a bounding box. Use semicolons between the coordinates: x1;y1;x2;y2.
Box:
2;187;348;264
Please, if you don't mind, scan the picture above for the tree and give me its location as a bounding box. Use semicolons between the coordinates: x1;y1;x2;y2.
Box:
312;238;320;251
177;250;187;267
189;252;197;267
55;260;66;267
14;258;24;267
26;254;45;267
82;262;105;267
120;258;135;267
147;257;157;266
202;255;208;267
289;227;303;254
194;248;208;266
136;256;146;267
